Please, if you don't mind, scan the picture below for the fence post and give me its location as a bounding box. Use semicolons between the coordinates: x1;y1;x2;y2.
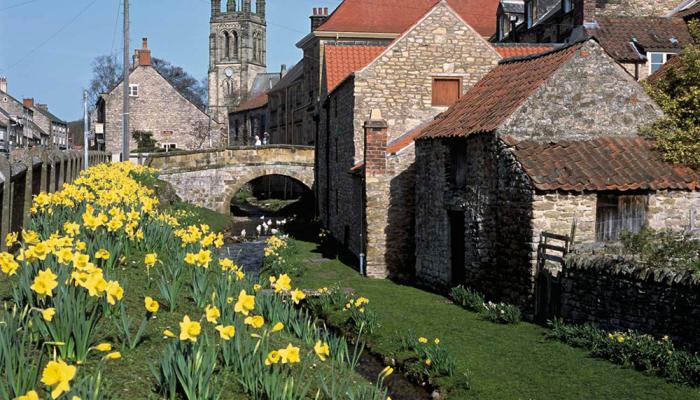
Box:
21;152;34;230
0;157;10;251
57;151;66;190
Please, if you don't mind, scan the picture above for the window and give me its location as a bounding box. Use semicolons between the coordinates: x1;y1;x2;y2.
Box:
449;143;467;190
129;84;139;97
562;0;573;13
161;143;177;151
648;52;676;75
498;15;510;40
595;194;647;242
432;78;461;107
526;0;535;28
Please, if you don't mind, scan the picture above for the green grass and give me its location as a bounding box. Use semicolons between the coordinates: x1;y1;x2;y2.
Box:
289;239;700;400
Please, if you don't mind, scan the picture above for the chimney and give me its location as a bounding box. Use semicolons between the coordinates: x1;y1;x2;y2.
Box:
134;37;152;67
36;103;48;111
23;98;34;108
280;64;287;78
363;109;388;175
310;7;329;32
0;77;6;93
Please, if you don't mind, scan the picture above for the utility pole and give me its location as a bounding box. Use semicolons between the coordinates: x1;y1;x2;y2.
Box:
122;0;130;161
83;90;89;168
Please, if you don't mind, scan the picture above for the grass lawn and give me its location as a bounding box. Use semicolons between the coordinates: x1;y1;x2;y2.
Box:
290;239;700;400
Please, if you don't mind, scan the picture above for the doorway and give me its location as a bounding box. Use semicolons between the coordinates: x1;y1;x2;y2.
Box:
449;211;466;286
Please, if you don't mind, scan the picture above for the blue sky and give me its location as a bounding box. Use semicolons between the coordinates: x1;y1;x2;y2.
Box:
0;0;341;120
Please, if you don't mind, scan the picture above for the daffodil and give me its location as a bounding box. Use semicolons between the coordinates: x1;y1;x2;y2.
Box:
265;350;281;365
31;268;58;297
244;315;265;329
273;273;292;293
278;344;301;364
42;308;56;322
163;329;176;338
290;289;306;304
104;280;124;305
270;322;284;333
418;337;428;344
314;340;330;361
5;232;18;247
95;343;112;352
144;296;159;313
14;389;39;400
144;253;158;267
434;338;440;345
205;305;220;323
41;359;77;399
234;290;255;316
215;324;235;340
179;315;201;342
104;352;121;360
95;249;110;260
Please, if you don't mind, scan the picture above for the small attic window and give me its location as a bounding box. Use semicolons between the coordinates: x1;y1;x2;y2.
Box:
129;84;139;97
648;52;675;75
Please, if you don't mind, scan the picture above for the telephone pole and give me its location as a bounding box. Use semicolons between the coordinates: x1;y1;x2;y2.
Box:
83;90;89;168
122;0;130;161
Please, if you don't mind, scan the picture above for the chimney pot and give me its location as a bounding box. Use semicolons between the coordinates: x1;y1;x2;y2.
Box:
313;7;318;15
0;77;6;93
23;98;34;108
142;37;148;49
323;7;328;15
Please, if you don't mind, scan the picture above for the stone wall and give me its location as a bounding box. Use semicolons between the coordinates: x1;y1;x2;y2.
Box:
104;66;216;157
498;40;662;141
385;147;417;279
561;254;700;350
351;2;500;163
648;190;700;231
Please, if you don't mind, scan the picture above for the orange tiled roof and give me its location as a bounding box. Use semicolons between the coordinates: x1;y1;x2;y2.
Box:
510;136;700;192
325;45;387;93
234;92;268;112
317;0;500;38
386;124;429;154
492;43;558;58
419;42;583;139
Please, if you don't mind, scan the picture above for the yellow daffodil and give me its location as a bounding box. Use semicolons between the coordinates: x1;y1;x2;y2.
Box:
253;284;262;291
13;389;39;400
244;315;265;329
41;359;77;399
314;340;330;361
205;304;220;323
22;230;39;245
184;253;196;265
290;289;306;305
219;258;234;271
42;308;56;322
215;324;235;340
179;315;201;342
273;273;292;293
425;359;432;366
418;337;428;344
5;232;18;247
270;322;284;333
234;290;255;316
95;249;110;260
278;344;301;364
31;268;58;297
265;350;280;365
434;338;440;345
95;343;112;352
145;296;159;313
104;280;124;305
379;366;394;378
104;352;121;360
163;329;175;338
0;252;19;276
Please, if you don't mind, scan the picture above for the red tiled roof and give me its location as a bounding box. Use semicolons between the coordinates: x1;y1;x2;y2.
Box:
511;136;700;192
419;42;583;139
387;124;427;154
317;0;500;38
325;45;387;93
492;43;558;58
234;92;268;112
586;17;691;62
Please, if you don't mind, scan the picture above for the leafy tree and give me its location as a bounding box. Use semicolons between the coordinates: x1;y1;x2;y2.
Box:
132;130;157;151
86;55;207;110
643;20;700;166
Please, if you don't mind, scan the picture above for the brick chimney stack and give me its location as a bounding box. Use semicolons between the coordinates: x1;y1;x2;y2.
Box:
23;98;34;108
310;7;329;32
364;109;388;174
134;37;152;67
0;77;6;93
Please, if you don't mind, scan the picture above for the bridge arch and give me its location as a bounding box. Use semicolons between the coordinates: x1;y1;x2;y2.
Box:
222;168;314;212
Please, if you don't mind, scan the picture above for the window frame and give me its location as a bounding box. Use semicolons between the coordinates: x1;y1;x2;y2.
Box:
431;77;462;108
161;142;177;152
647;52;676;75
595;193;648;242
128;84;139;97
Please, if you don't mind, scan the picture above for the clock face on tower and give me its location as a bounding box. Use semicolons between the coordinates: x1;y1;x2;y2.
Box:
225;67;234;77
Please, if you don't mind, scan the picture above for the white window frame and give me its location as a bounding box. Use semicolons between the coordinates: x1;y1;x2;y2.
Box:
647;52;675;75
129;84;139;97
161;142;177;152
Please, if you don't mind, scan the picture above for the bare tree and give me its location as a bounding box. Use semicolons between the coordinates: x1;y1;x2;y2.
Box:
86;55;122;109
190;120;211;149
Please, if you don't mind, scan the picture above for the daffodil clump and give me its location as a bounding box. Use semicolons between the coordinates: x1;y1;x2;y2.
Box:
262;234;306;277
400;333;456;384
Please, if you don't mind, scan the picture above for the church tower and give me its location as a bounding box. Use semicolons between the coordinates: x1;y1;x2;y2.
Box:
209;0;267;133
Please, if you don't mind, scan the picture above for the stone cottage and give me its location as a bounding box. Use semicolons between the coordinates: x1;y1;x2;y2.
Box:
94;38;215;159
414;38;699;307
317;0;506;278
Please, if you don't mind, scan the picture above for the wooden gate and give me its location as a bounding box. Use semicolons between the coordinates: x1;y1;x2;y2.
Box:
534;231;570;324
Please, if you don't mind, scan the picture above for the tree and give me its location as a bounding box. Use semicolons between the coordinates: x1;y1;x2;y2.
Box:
85;55;207;110
132;130;157;151
643;20;700;167
152;58;207;110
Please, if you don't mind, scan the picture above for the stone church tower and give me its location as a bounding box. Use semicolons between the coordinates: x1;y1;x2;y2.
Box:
209;0;267;130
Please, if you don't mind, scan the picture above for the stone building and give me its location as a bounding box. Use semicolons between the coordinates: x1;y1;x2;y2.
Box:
413;38;700;308
495;0;693;80
266;61;306;145
94;38;214;158
208;0;267;134
29;100;69;149
317;0;505;278
228;72;280;145
0;81;47;150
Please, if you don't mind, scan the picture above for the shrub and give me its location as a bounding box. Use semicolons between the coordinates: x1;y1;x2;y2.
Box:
619;228;700;273
548;319;700;386
481;302;522;324
449;285;484;312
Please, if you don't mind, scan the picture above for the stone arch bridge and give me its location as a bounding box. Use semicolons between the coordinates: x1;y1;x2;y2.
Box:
146;145;314;213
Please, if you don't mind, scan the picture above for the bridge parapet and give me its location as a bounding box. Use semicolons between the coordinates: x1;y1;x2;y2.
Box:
147;145;315;173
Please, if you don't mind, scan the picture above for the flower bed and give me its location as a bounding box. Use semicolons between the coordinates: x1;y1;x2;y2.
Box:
0;162;393;399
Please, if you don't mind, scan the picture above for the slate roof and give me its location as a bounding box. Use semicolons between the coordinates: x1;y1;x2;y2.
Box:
586;17;691;62
317;0;500;38
419;42;583;139
270;61;304;92
674;0;700;18
234;92;269;112
324;45;387;93
509;136;700;192
233;73;281;113
492;43;559;58
34;107;66;125
500;0;524;14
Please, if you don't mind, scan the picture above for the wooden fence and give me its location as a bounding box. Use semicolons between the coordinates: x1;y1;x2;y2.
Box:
0;148;110;250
